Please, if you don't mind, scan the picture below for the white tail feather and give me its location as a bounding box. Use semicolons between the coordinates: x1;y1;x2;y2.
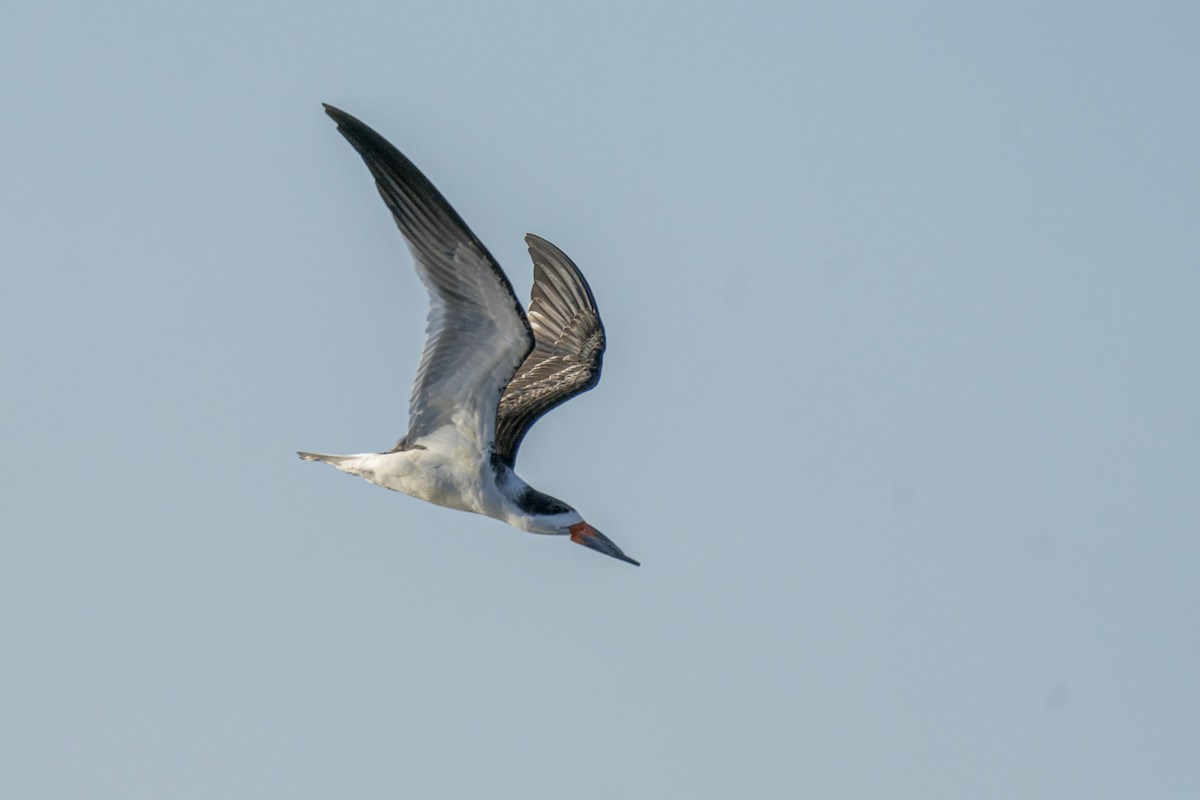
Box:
297;451;354;465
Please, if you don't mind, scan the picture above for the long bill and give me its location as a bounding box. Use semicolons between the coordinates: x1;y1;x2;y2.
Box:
568;522;640;566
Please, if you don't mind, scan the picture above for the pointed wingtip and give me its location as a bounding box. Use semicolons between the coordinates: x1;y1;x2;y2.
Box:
525;233;557;260
524;233;570;266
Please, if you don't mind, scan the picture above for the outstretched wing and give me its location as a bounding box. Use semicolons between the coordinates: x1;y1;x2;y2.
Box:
324;105;534;454
493;234;606;467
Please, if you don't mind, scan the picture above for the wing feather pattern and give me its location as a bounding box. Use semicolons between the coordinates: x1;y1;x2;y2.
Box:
493;234;606;467
324;105;534;453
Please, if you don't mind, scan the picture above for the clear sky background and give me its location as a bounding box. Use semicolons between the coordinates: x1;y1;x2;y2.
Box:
3;2;1198;798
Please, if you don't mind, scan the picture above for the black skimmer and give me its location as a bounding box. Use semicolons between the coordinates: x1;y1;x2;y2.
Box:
299;105;638;567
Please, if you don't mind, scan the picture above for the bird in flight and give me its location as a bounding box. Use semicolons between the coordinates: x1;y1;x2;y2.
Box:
299;105;638;566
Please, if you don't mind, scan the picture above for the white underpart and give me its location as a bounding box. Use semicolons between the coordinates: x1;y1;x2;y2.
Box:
300;424;583;535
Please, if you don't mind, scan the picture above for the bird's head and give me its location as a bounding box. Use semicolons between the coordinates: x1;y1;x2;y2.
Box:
509;484;639;566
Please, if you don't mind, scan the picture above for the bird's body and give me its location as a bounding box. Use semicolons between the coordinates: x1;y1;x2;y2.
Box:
300;105;637;566
299;446;572;536
301;449;494;517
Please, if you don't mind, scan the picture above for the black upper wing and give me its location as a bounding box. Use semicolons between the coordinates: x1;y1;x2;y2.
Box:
493;235;606;467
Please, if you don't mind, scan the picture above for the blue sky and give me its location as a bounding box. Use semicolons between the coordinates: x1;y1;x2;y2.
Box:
3;2;1198;797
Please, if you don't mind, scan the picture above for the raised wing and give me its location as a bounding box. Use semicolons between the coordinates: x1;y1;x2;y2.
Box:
493;234;606;467
324;105;534;453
